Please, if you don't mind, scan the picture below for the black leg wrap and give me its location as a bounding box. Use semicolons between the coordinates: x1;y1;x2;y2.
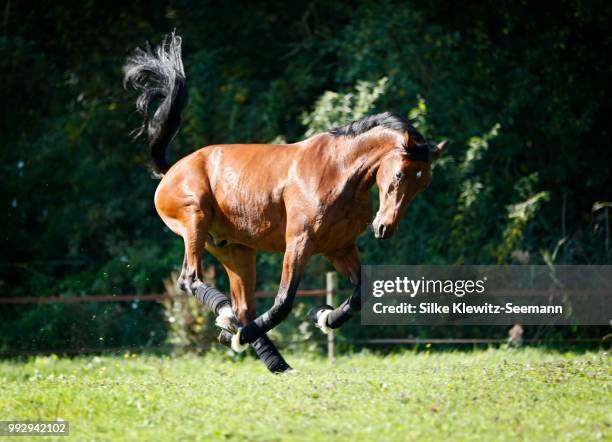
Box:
326;298;353;329
194;284;231;315
239;288;295;344
240;321;264;344
251;335;292;373
326;286;362;329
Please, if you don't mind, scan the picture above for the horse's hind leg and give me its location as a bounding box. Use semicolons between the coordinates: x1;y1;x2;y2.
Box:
309;244;362;333
160;199;240;335
176;208;209;293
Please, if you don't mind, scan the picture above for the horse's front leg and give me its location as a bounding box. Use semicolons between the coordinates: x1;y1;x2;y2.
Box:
309;244;362;333
232;232;313;351
210;243;292;373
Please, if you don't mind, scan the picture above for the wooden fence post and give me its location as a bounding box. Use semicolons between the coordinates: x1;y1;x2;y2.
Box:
325;271;336;362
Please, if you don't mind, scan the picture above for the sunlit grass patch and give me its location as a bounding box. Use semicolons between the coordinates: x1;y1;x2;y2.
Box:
0;349;609;441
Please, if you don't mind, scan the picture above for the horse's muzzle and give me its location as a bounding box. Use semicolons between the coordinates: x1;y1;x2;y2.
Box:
372;222;393;239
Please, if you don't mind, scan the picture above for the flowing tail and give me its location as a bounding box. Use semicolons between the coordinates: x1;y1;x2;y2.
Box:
123;32;188;176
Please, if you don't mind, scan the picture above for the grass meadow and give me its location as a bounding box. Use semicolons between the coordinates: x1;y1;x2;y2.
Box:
0;348;610;441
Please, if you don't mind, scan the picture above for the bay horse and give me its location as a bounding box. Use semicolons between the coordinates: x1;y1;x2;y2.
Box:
123;33;447;373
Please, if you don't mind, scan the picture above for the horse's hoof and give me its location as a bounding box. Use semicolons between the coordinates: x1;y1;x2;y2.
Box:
231;328;249;353
217;330;233;348
277;367;299;375
215;309;241;334
308;304;334;335
218;329;250;354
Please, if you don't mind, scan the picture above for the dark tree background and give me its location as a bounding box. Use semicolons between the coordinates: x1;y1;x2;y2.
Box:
1;0;610;352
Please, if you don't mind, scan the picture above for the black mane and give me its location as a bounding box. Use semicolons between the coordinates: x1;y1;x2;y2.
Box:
329;111;433;161
329;112;424;142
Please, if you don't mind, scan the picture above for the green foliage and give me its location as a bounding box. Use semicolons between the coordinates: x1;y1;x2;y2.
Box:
0;350;609;440
497;190;551;262
301;77;388;136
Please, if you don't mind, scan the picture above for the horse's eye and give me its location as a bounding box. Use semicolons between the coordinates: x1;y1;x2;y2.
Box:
395;171;404;180
416;171;422;179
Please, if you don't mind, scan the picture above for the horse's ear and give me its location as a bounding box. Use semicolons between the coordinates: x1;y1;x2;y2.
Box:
432;140;449;160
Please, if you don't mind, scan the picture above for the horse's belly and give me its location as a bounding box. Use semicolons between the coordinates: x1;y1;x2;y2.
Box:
210;178;372;253
210;201;287;252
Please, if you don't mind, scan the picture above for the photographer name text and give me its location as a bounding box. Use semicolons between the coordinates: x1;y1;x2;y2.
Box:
372;302;563;315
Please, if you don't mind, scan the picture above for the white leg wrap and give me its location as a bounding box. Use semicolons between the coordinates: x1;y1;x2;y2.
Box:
217;305;234;320
231;328;249;353
317;309;333;335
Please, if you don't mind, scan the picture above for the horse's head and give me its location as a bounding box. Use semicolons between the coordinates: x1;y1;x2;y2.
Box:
372;137;448;239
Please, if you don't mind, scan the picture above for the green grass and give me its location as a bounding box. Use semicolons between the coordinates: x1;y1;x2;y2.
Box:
0;349;610;441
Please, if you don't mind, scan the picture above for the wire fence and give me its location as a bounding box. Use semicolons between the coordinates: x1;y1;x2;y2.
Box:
1;272;606;358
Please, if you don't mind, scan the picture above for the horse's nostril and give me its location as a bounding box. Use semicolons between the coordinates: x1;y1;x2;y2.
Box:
378;224;386;237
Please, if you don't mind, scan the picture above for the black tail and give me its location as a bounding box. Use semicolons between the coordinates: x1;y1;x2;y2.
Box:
123;32;188;176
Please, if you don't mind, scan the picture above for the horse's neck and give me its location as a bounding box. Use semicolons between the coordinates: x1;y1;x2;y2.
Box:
334;130;397;193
